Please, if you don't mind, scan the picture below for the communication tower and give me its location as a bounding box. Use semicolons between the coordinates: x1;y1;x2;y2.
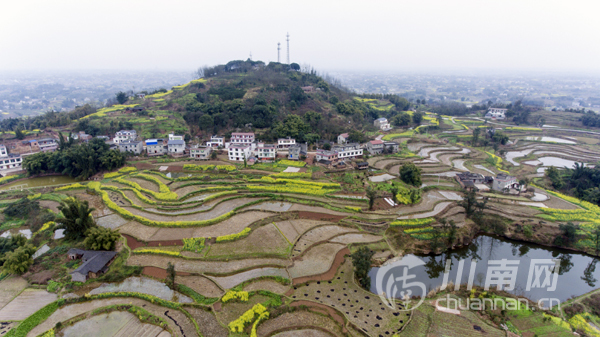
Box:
277;42;281;63
286;33;290;64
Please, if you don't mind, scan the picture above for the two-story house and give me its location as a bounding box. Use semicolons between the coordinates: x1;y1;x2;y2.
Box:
167;139;186;155
190;145;212;160
118;141;143;155
277;137;296;149
288;143;307;160
0;153;22;172
374;118;391;131
337;133;349;144
230;132;255;146
485;108;507;120
37;138;58;152
316;149;338;163
206;135;224;148
366;140;384;154
114;130;137;144
145;139;167;156
228;144;251;161
331;143;363;161
257;143;277;162
492;174;519;191
383;141;399;153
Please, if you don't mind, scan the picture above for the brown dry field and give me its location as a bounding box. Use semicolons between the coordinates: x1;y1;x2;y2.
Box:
122;197;262;222
258;310;345;337
28;297;195;337
72;191;113;217
288;243;346;279
242;279;291;294
185;306;228;337
175;275;223;297
128;177;160;193
275;219;331;243
0;289;57;321
0;276;28;310
291;225;357;258
206;224;290;258
127;255;290;274
291;259;407;337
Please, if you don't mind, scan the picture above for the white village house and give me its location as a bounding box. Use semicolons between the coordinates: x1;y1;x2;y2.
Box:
485;108;507;120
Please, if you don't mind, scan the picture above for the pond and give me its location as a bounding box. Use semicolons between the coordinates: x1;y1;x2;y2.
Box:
369;235;600;303
524;136;576;144
0;175;79;191
533;157;588;173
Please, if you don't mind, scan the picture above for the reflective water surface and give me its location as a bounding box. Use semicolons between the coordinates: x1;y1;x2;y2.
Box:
370;235;600;302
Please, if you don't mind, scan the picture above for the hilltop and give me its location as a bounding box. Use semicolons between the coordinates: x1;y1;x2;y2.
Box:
4;60;413;145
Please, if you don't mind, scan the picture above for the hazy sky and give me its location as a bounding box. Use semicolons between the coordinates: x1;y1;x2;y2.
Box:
2;0;599;73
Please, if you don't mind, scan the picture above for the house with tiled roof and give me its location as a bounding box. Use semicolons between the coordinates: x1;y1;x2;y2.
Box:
366;140;384;154
67;249;117;282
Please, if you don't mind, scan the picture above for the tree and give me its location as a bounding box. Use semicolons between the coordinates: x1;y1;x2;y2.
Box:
3;244;35;274
366;187;377;210
350;246;374;289
198;114;214;131
492;130;509;145
430;229;443;252
556;222;578;246
210;151;217;160
0;234;28;257
472;127;481;146
14;128;25;140
83;227;121;251
58;132;74;151
391;112;411;127
166;262;176;289
56;197;96;240
545;166;564;190
390;186;399;204
399;163;422;187
590;228;600;252
116;91;128;104
459;190;480;218
290;63;300;71
412;111;424;125
348;130;367;143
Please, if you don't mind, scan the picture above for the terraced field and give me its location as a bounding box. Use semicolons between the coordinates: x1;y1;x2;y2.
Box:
7;131;600;337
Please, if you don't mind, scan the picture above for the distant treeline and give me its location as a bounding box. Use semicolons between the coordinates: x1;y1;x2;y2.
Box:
0;104;98;132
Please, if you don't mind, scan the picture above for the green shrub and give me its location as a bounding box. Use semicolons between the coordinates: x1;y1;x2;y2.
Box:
47;280;62;293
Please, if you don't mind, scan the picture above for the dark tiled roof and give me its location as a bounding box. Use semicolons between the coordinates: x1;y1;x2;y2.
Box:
69;249;117;276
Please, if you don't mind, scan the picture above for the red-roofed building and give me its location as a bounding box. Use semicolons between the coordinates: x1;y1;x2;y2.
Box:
337;133;349;144
367;140;384;154
230;132;255;145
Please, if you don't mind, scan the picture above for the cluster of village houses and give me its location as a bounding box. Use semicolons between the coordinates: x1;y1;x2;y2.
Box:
0;115;518;192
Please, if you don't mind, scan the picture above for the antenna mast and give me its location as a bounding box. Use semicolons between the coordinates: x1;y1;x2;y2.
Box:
277;42;280;63
286;33;290;64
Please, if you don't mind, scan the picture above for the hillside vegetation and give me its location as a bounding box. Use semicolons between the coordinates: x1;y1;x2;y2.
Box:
1;60;413;144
